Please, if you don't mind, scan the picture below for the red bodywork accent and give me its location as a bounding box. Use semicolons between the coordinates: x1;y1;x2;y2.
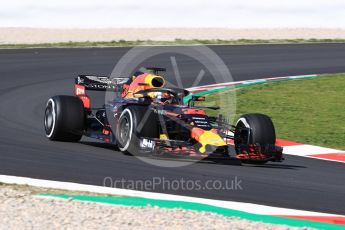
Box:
75;84;85;95
78;95;91;109
236;152;269;161
75;84;90;109
182;108;206;115
236;144;282;161
157;146;197;156
121;83;130;98
165;111;180;117
102;128;110;135
191;127;205;141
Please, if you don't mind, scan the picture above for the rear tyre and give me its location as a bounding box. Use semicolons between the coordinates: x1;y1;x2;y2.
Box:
44;96;84;142
235;113;276;164
116;106;158;155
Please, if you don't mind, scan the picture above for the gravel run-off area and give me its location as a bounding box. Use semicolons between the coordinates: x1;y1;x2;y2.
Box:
0;185;309;230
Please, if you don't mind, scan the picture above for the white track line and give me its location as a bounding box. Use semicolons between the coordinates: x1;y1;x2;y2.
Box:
283;145;344;156
186;74;318;91
0;175;343;217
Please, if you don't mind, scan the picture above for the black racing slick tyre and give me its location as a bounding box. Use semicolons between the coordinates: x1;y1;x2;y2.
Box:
235;113;276;146
44;95;84;142
115;106;157;155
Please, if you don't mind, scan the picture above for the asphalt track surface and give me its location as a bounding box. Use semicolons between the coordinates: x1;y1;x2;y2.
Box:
1;44;345;215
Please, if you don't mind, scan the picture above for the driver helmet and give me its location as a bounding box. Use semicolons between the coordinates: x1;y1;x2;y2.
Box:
148;92;174;104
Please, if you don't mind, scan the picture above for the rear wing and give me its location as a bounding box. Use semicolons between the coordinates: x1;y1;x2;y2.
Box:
75;75;129;91
74;75;129;109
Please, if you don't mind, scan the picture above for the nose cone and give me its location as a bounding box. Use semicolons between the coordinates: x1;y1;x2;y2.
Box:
192;128;227;154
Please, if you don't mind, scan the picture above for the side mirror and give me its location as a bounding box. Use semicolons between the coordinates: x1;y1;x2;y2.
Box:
188;96;205;107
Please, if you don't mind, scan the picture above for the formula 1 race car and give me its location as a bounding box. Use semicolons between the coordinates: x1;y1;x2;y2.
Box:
44;67;283;164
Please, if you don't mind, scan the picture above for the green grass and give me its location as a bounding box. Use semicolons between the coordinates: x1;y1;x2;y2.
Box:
2;38;345;48
199;74;345;150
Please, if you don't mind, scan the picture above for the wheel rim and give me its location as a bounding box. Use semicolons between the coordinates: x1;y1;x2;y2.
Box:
44;101;54;135
119;116;130;145
234;118;251;153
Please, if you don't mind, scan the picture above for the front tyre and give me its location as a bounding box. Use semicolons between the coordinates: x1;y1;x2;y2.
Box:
235;113;276;146
234;113;276;163
44;96;84;142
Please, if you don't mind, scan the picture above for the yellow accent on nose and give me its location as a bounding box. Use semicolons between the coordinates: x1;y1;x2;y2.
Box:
198;130;226;154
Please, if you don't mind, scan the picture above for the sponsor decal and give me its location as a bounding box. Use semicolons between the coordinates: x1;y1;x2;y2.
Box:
140;138;155;149
192;117;207;120
85;84;117;89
